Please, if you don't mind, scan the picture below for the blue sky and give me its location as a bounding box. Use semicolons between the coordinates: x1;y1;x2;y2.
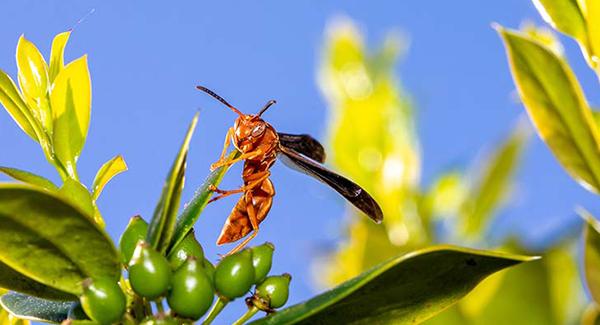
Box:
1;1;599;323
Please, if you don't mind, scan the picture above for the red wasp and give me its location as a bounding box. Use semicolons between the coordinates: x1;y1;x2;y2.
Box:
198;86;383;255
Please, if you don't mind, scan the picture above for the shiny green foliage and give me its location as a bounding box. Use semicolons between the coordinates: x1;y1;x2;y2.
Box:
252;247;533;324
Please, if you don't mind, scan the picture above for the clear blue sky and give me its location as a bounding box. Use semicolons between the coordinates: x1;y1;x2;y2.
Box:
1;1;599;323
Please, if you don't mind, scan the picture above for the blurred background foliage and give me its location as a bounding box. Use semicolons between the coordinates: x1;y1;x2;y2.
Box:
315;18;586;324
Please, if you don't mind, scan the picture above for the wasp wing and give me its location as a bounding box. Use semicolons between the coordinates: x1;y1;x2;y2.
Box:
278;145;383;223
277;133;326;163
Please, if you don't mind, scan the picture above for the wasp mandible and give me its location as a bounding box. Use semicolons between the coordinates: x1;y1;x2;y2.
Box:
198;86;383;255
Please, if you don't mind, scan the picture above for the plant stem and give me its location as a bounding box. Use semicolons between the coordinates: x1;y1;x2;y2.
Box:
232;306;260;325
202;296;228;325
155;299;165;314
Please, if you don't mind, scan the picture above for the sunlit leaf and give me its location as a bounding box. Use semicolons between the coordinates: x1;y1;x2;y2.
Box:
91;155;127;200
498;27;600;194
147;114;197;253
0;70;38;141
48;31;71;83
0;293;72;324
520;21;564;56
532;0;586;42
16;35;52;134
251;246;536;324
0;261;74;301
582;209;600;305
461;124;528;236
50;55;91;178
169;150;240;254
584;0;600;69
582;303;600;325
0;184;119;296
0;167;58;191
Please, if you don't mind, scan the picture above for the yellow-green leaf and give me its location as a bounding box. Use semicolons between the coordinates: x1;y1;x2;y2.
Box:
0;70;38;141
48;31;71;83
0;167;58;191
584;0;600;68
498;27;600;194
16;35;51;134
532;0;586;42
50;55;91;177
91;155;127;200
582;209;600;305
461;124;528;236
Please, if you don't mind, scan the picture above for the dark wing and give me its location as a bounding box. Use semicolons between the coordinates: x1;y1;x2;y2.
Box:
278;145;383;223
277;133;326;163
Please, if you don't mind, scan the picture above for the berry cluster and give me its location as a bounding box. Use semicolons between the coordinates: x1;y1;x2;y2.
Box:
71;216;291;324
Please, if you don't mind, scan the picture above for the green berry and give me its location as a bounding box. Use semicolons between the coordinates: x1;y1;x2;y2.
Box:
80;278;126;325
203;258;215;285
128;241;172;299
214;249;255;300
250;242;274;283
119;216;148;264
168;230;204;270
167;257;214;320
254;274;291;309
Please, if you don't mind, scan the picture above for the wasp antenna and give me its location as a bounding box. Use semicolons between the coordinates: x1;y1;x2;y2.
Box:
196;85;243;116
258;100;277;116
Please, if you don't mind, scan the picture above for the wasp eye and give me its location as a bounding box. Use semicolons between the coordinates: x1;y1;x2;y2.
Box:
251;124;266;137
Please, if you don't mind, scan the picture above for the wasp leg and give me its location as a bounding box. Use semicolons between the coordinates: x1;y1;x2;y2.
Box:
210;148;265;171
223;192;261;256
208;171;271;204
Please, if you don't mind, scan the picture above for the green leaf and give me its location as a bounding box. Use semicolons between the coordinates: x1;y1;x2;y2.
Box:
147;114;198;253
0;292;72;324
0;69;39;141
0;167;58;191
497;27;600;194
50;55;91;178
582;209;600;305
0;184;119;296
169;150;240;254
585;0;600;69
461;124;528;236
16;35;52;134
91;155;127;200
532;0;586;42
48;31;71;83
250;246;536;325
0;261;74;301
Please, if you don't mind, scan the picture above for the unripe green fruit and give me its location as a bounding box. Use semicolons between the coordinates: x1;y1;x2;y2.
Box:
167;257;214;320
214;249;255;300
250;242;274;283
167;230;204;270
128;241;172;299
119;216;148;264
203;258;215;285
255;273;291;309
80;278;126;325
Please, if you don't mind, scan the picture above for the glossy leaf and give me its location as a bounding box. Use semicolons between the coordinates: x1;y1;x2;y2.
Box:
0;184;119;295
147;114;197;253
50;56;91;177
251;246;535;324
48;31;71;82
583;209;600;304
498;27;600;194
0;261;74;301
0;167;58;191
91;155;127;200
0;70;38;141
532;0;586;42
0;292;72;324
16;35;51;134
169;150;240;254
58;179;95;220
585;0;600;69
461;124;528;236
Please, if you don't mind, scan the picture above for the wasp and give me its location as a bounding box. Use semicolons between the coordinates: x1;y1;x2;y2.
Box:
197;86;383;255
